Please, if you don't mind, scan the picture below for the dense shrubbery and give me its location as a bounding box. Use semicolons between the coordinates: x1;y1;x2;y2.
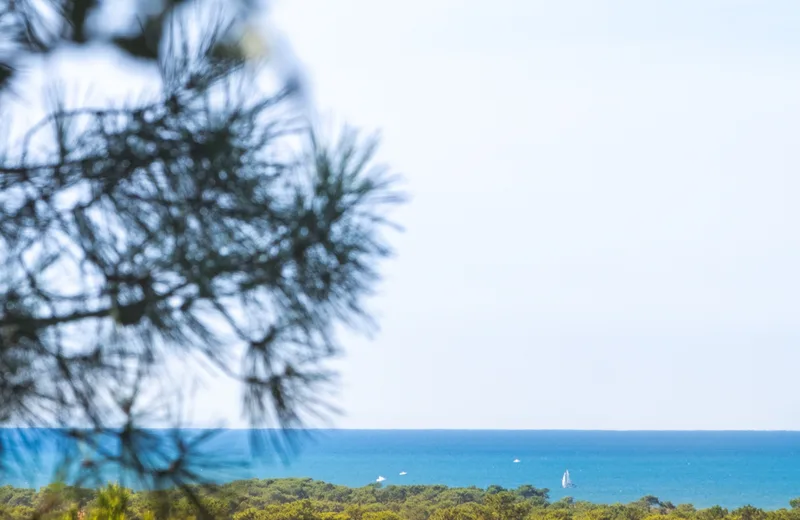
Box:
0;478;797;520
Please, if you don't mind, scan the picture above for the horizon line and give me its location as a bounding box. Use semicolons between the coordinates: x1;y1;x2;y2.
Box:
2;427;800;433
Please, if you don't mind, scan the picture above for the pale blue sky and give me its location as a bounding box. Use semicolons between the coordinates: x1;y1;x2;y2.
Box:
247;0;800;430
14;1;800;430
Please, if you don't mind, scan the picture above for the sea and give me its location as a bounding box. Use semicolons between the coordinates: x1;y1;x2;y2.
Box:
1;429;800;510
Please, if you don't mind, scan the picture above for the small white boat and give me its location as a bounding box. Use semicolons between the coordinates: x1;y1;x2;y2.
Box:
376;476;386;483
561;469;576;488
399;471;407;476
513;459;521;463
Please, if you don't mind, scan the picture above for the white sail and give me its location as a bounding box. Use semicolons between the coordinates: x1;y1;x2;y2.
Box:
562;470;573;488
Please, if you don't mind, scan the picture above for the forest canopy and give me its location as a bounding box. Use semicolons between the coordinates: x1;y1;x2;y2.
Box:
0;477;797;520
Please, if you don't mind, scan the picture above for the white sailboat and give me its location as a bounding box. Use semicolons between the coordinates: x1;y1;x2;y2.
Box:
561;470;575;488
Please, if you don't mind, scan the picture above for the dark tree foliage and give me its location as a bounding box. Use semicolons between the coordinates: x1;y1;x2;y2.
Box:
0;0;269;85
0;0;404;504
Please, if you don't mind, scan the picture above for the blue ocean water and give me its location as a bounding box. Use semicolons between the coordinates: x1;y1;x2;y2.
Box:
2;430;800;509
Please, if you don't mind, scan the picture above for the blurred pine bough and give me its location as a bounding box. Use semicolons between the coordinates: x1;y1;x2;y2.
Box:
0;0;404;499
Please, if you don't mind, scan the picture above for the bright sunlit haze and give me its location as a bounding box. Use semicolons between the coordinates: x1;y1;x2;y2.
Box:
257;0;800;431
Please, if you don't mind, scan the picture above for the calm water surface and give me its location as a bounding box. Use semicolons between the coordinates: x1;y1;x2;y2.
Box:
2;430;799;509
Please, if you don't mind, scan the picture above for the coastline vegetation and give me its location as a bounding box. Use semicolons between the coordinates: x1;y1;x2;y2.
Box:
1;478;798;520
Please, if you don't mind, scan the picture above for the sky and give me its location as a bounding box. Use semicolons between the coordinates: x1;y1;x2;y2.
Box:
255;0;800;430
9;0;800;430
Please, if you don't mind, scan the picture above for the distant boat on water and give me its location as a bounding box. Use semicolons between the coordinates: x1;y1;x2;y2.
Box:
561;470;575;488
376;476;386;483
399;471;407;476
513;459;520;463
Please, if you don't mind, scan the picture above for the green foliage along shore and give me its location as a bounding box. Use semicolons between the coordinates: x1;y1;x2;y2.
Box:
0;478;798;520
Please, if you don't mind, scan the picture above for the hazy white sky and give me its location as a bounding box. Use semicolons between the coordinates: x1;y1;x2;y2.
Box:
243;0;800;430
16;0;800;430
